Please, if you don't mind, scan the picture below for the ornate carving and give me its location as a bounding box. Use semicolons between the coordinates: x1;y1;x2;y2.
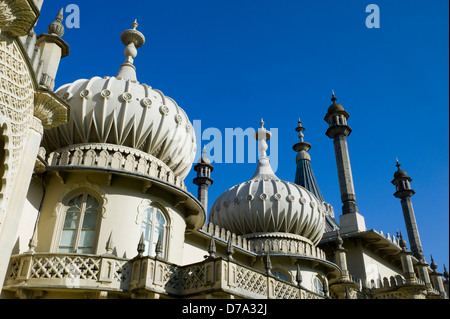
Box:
44;144;185;189
33;90;68;129
0;33;35;202
0;0;39;37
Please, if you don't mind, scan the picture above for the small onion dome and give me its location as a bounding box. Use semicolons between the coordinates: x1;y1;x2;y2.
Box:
47;8;65;37
327;91;345;113
393;159;408;179
394;169;408;179
197;147;211;165
209;120;326;245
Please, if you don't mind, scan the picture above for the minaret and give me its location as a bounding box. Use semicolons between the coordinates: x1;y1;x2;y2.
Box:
193;147;214;215
391;159;424;260
324;92;365;233
293;118;324;202
36;8;70;90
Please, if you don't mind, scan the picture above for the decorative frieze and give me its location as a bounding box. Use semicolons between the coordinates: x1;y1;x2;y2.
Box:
199;222;326;259
44;143;186;189
0;33;35;201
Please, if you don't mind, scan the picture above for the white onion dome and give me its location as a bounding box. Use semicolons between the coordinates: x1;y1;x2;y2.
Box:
209;121;326;245
43;21;196;179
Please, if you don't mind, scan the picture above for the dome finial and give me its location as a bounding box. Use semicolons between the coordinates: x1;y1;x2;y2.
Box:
254;118;271;159
116;20;146;81
202;146;207;158
132;19;139;30
296;117;305;143
331;90;337;103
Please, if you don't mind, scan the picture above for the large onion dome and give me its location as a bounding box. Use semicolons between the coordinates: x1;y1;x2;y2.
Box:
42;21;196;179
209;121;326;245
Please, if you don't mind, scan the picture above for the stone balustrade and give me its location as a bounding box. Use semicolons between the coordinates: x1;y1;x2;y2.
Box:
129;256;324;299
43;144;186;189
4;252;324;299
5;253;131;292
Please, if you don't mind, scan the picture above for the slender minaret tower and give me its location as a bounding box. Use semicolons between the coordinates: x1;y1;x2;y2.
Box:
324;92;365;233
193;147;214;216
36;8;70;90
391;159;424;260
293;118;324;202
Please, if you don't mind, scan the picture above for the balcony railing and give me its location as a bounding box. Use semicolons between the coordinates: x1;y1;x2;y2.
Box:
4;253;324;299
5;253;131;291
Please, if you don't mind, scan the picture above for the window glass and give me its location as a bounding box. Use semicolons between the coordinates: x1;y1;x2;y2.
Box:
141;206;166;256
272;269;289;282
59;192;99;254
313;277;324;295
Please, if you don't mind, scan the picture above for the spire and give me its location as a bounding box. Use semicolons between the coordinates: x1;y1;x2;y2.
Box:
399;231;408;251
296;263;303;287
293;118;325;202
226;234;234;261
331;89;337;103
26;226;38;254
155;232;163;260
104;231;115;256
35;8;70;90
116;20;146;82
208;235;216;258
264;253;272;275
137;233;145;257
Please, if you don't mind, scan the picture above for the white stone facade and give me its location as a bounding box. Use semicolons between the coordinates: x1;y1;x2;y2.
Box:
0;0;447;300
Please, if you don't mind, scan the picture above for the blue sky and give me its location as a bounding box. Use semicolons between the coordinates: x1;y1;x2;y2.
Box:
36;1;448;271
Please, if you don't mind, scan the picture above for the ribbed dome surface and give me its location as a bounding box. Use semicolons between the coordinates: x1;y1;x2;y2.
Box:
209;157;326;245
42;76;196;179
42;22;197;179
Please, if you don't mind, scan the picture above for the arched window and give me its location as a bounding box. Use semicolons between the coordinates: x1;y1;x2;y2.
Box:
59;192;100;254
141;206;167;257
313;277;324;295
272;269;290;282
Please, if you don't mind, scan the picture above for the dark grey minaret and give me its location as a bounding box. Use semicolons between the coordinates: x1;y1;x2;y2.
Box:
324;92;358;216
193;147;214;214
391;159;424;260
324;92;365;234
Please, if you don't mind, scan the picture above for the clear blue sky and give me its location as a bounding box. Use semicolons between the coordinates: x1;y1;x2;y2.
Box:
37;1;448;271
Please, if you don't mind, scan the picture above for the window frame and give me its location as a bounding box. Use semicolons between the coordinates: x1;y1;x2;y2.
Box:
140;204;169;258
313;276;324;296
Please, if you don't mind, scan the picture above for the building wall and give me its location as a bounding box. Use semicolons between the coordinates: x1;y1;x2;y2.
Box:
0;33;43;288
33;171;190;265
